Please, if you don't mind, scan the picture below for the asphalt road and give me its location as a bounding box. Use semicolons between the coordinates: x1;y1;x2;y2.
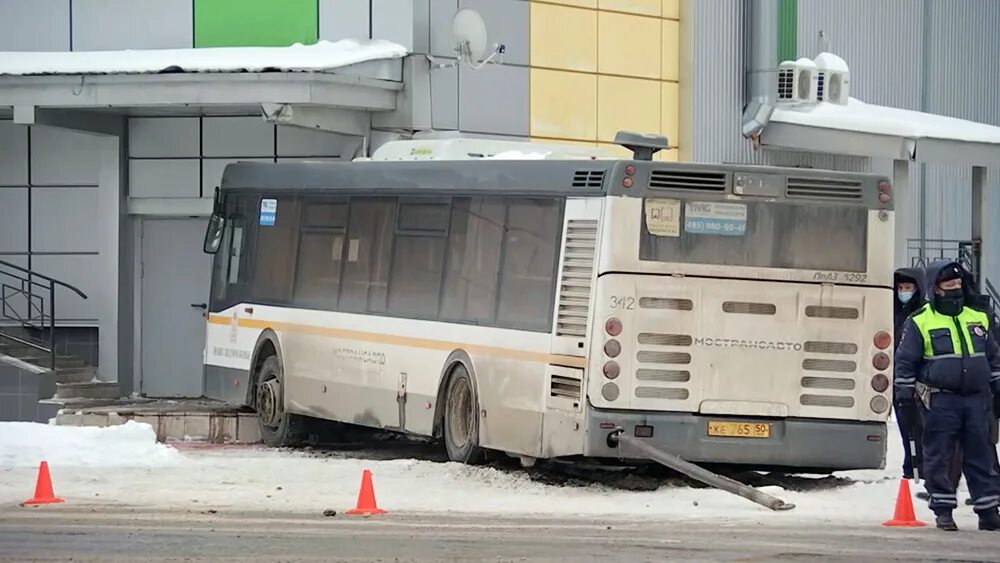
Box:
2;506;999;562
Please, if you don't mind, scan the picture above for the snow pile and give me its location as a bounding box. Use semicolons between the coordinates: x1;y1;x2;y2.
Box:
0;421;182;468
771;96;1000;145
0;39;408;76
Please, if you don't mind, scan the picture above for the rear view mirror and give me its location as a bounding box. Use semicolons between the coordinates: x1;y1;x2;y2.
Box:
203;212;226;254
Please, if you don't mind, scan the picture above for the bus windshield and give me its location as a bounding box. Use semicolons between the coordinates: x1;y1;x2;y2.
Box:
638;198;868;272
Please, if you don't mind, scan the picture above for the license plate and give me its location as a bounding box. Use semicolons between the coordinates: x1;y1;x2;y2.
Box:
707;421;771;439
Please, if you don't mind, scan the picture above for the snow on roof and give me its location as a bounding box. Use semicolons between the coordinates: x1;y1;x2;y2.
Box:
771;97;1000;146
0;39;408;77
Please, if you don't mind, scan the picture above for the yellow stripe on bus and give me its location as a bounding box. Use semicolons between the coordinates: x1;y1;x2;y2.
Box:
207;314;588;369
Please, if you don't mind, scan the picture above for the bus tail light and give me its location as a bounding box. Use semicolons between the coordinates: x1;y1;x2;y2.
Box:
871;373;889;393
602;382;620;401
603;361;620;379
605;317;622;336
878;180;892;203
873;331;892;350
604;339;621;358
870;395;889;414
873;352;890;371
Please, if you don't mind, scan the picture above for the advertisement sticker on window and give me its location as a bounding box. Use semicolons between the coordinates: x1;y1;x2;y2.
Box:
259;198;277;226
644;198;681;237
684;201;747;236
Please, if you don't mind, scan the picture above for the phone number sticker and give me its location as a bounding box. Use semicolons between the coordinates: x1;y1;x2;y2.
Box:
684;202;747;237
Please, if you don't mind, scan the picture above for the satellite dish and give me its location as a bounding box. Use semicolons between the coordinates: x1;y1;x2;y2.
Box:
451;9;489;62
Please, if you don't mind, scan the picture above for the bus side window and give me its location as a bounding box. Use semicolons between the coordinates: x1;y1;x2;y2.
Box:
496;198;563;332
440;197;505;324
250;195;301;304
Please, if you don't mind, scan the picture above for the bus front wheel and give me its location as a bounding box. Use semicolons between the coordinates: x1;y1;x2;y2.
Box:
443;365;484;464
255;355;303;447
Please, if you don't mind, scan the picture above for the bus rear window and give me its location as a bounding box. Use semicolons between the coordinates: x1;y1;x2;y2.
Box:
639;199;868;272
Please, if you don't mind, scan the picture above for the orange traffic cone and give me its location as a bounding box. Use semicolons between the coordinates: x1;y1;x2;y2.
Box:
882;478;926;527
23;461;65;505
346;469;386;515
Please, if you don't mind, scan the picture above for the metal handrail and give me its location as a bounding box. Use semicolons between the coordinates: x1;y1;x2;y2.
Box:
0;259;88;370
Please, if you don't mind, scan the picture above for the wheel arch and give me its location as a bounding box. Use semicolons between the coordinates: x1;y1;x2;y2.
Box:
432;349;481;439
246;328;285;406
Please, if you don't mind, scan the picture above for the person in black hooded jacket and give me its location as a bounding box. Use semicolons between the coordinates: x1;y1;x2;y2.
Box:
893;267;925;479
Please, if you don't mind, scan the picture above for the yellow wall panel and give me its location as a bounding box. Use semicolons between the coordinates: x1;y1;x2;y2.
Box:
598;12;660;79
662;0;679;19
661;81;679;147
530;3;597;72
661;19;679;81
596;142;636;158
536;0;598;8
531;69;598;140
655;148;679;161
597;75;660;142
598;0;660;16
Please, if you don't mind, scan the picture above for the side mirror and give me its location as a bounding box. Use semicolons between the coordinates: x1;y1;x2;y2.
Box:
203;212;226;254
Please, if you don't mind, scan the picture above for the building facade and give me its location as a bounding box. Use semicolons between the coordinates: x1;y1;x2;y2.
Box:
0;0;996;415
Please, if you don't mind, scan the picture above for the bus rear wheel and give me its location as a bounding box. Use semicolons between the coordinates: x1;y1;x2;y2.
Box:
255;355;303;447
443;365;484;464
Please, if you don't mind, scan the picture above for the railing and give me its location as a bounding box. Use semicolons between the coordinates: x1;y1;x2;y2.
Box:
907;238;980;282
986;279;1000;331
0;259;88;370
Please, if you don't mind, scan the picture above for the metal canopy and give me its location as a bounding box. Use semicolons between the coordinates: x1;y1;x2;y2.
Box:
760;98;1000;166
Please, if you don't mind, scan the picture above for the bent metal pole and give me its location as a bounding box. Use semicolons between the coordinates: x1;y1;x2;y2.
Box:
609;429;796;512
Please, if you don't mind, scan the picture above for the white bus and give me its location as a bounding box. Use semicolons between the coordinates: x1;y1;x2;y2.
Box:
202;131;895;471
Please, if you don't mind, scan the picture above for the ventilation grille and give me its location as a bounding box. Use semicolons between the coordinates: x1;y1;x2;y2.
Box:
802;358;857;373
786;177;864;200
816;72;826;101
636;387;689;400
649;170;727;192
638;333;693;346
801;394;854;408
805;305;860;320
722;301;777;315
636;369;691;382
637;351;692;364
550;374;582;399
572;170;605;188
778;68;794;100
801;376;856;391
803;341;858;355
639;297;694;311
555;220;598;338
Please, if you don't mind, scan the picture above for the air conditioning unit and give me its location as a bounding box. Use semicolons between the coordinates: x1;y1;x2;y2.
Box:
814;52;850;105
776;58;818;104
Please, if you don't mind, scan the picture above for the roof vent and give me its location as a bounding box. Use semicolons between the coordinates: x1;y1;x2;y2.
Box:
649;170;727;191
572;170;605;188
786;177;863;200
614;131;668;161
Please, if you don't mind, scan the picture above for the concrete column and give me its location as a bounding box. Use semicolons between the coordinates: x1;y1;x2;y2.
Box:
972;166;991;293
892;159;910;268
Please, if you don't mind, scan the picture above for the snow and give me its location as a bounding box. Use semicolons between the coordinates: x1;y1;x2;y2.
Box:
771;96;1000;145
0;39;408;77
489;151;549;160
0;421;182;468
0;418;979;526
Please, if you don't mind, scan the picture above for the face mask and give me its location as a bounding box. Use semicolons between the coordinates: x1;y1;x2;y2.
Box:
898;291;915;304
936;288;965;316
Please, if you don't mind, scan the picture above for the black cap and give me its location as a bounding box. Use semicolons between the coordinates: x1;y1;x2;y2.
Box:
937;264;963;283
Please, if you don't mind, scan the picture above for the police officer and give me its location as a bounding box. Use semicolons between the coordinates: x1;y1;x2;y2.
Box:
894;261;1000;531
893;267;924;479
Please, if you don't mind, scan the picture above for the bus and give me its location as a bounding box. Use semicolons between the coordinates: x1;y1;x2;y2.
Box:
202;131;894;472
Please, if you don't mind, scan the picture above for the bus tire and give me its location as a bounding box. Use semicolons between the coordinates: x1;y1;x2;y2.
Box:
254;355;304;448
443;365;484;464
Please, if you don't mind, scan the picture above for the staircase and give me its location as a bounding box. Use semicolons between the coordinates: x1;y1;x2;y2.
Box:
0;259;119;422
908;237;1000;330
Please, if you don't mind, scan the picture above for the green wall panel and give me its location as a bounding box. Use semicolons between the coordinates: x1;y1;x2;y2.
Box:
195;0;318;48
778;0;797;63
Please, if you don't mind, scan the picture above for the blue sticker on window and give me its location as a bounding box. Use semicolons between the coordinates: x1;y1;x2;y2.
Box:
259;198;277;226
684;202;747;236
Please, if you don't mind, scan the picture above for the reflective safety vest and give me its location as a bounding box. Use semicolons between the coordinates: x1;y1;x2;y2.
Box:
912;306;990;358
911;304;993;393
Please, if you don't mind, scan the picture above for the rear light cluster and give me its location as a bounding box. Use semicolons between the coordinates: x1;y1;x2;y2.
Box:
878;180;892;204
869;330;893;414
602;317;623;401
622;164;636;188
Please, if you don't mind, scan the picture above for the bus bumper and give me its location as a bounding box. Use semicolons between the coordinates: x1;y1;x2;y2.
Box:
584;406;887;471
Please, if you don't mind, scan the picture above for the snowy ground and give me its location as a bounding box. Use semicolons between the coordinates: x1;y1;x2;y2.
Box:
0;418;982;527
